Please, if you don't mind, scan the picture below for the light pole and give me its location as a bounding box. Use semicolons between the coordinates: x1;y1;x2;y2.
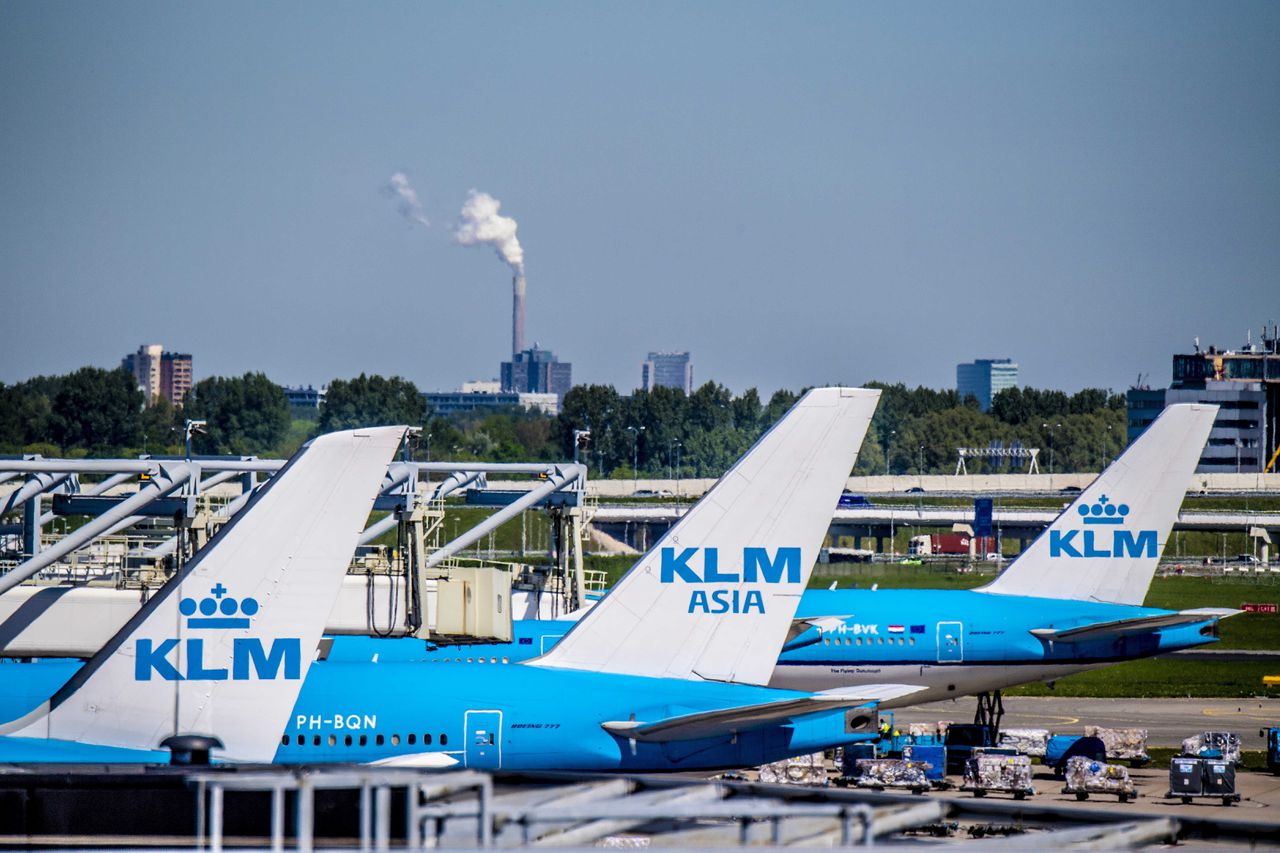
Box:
674;440;682;498
184;420;207;461
886;430;896;477
627;425;645;492
1042;423;1061;474
573;429;591;465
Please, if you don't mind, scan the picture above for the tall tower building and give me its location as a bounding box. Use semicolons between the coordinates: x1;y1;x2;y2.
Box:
123;344;193;405
641;351;693;394
956;358;1018;412
501;345;573;398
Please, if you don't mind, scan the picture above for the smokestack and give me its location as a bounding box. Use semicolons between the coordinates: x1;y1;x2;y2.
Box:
513;275;526;357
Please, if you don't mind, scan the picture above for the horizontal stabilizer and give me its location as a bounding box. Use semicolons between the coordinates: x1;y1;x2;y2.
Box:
1030;608;1241;643
600;684;924;743
781;615;853;651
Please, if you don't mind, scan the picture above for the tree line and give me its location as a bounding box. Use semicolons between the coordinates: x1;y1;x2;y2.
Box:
0;368;1127;476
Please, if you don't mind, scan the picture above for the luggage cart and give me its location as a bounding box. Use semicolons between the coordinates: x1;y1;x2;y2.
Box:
848;758;932;795
1166;756;1240;806
960;754;1035;800
1061;756;1138;802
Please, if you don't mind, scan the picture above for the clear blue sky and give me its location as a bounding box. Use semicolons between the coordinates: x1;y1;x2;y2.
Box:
2;2;1276;396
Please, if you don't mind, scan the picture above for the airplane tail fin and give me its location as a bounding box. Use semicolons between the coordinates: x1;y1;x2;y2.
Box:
531;387;879;685
2;426;407;761
979;404;1217;605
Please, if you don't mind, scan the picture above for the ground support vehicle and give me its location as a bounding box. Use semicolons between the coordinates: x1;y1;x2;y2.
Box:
1259;727;1280;774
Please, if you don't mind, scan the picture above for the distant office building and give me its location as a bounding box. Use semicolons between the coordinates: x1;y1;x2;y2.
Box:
956;358;1019;411
460;379;502;394
122;344;192;406
500;345;573;398
426;390;521;416
1126;326;1280;472
284;385;327;414
641;351;693;394
424;390;558;416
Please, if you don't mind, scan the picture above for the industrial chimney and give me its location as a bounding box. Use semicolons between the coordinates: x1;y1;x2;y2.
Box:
512;274;526;357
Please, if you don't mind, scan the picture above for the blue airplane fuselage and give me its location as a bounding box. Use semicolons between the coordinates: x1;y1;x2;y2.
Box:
0;588;1218;766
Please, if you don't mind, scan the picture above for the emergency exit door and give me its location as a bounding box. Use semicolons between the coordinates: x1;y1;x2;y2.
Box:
464;710;503;769
936;621;964;662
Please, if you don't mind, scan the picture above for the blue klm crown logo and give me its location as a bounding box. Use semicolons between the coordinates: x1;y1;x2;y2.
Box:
178;583;260;629
1076;495;1130;525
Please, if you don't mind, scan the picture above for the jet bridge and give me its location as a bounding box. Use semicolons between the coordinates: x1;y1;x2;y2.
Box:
0;453;593;657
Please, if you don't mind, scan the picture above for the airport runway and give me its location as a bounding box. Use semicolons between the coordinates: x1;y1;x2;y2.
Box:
892;696;1280;749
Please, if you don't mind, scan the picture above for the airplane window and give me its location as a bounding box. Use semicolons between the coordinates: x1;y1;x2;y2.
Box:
502;656;509;664
296;735;304;746
376;734;385;746
467;658;474;663
344;735;353;746
408;734;416;745
490;657;497;664
391;734;400;746
909;638;915;646
855;637;861;646
328;735;336;747
359;735;367;746
489;733;495;745
898;638;904;646
823;637;830;646
844;637;851;646
313;735;320;746
878;638;884;645
441;733;449;746
281;735;289;746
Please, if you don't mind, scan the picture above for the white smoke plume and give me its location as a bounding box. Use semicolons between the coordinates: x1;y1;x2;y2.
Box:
454;189;524;275
382;172;429;227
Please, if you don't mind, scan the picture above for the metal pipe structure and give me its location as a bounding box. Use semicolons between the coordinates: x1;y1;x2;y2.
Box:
0;459;281;475
1;473;72;517
430;470;482;501
195;470;240;492
351;466;418;547
37;471;135;527
2;458;570;477
355;470;481;548
0;463;196;597
142;486;255;560
0;472;17;488
423;466;583;569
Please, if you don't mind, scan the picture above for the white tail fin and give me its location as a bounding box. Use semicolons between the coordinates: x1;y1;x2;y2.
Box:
3;426;406;761
532;387;879;685
980;404;1217;605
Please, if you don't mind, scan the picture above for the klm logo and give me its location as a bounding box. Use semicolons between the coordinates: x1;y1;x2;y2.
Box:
134;584;301;682
1049;496;1158;559
660;547;801;614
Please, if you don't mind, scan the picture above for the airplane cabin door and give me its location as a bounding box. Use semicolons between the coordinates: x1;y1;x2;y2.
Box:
464;710;503;770
936;621;964;662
